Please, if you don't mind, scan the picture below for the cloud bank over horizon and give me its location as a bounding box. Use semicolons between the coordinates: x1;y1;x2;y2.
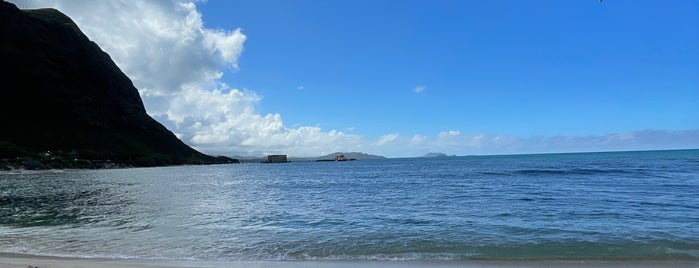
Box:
13;0;698;157
374;129;699;157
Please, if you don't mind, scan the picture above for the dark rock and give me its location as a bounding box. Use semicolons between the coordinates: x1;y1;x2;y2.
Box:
21;159;47;170
215;156;241;164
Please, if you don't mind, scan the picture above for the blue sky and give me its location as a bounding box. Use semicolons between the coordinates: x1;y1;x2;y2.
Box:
197;0;698;139
16;0;699;157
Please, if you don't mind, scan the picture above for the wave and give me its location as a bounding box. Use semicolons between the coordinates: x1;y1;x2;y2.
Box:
257;241;699;261
513;168;637;176
4;240;697;262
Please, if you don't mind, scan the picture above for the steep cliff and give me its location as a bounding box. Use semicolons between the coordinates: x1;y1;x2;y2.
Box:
0;1;237;168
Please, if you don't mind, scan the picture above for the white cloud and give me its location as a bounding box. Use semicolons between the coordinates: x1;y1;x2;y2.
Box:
410;134;427;144
367;129;699;158
26;0;244;99
413;85;425;94
374;133;400;146
438;130;461;138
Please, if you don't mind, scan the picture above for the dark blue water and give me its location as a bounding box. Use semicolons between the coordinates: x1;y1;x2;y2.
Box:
1;149;698;261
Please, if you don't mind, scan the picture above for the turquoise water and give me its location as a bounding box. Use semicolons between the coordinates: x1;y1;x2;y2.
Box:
1;150;698;261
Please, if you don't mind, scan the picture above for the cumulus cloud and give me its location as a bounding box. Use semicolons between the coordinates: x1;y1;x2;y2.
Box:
26;0;244;99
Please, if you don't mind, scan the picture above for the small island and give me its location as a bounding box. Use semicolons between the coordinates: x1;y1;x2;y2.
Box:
315;154;357;162
421;152;456;158
314;152;385;161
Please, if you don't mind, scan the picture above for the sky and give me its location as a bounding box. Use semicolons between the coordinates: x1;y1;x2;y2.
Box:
11;0;699;157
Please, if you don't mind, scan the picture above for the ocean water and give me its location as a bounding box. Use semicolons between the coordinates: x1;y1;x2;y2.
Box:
1;149;698;261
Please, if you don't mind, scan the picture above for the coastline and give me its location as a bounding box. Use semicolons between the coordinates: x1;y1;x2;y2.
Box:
0;161;238;175
1;254;697;268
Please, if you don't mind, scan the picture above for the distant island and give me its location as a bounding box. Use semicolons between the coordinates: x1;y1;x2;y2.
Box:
314;152;386;161
421;152;455;157
0;2;237;170
233;152;386;163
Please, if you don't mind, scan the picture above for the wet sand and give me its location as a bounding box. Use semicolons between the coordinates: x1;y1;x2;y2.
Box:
1;254;697;268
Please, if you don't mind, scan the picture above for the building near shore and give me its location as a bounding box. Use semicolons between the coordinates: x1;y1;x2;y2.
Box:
266;154;288;163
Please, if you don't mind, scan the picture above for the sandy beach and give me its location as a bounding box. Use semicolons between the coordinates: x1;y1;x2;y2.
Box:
1;254;697;268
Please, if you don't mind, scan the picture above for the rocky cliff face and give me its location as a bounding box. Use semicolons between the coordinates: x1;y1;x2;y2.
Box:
0;1;236;168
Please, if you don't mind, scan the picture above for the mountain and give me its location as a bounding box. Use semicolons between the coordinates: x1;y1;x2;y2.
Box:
0;1;237;169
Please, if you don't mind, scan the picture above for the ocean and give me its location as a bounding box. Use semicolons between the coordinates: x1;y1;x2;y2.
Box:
1;149;698;261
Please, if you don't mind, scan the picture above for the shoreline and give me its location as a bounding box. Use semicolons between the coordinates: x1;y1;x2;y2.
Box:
0;162;240;175
1;253;697;268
